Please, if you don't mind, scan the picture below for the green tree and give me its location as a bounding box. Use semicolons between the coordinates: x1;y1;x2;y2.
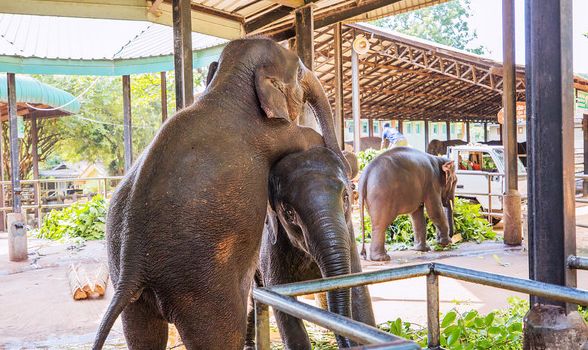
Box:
30;71;204;175
372;0;486;55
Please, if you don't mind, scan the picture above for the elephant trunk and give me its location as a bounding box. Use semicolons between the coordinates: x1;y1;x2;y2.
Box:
308;213;355;348
300;66;350;175
446;199;454;237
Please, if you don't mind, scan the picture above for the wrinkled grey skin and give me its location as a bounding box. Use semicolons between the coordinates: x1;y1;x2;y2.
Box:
359;147;457;261
92;38;348;350
244;148;375;349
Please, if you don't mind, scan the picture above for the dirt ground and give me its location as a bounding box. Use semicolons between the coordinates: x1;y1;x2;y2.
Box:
2;206;588;349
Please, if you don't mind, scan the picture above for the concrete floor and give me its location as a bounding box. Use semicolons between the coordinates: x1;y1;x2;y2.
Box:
2;207;588;349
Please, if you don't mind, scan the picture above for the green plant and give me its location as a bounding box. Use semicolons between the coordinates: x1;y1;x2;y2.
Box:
36;195;108;241
381;297;527;349
358;198;496;249
357;148;385;171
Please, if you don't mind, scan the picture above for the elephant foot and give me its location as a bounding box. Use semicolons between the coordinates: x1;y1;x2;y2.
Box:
369;251;391;261
413;243;431;252
437;236;451;247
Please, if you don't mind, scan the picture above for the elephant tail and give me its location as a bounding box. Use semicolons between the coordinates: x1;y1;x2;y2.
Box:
92;265;144;350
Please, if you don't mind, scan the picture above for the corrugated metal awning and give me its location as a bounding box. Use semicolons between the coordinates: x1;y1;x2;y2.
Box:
0;14;227;75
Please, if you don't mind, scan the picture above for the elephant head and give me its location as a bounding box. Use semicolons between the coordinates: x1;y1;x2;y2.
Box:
439;157;458;236
267;147;356;348
205;38;349;174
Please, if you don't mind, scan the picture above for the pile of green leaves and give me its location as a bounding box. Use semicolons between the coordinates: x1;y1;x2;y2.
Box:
36;195;108;241
357;148;385;171
271;297;537;349
359;198;496;250
381;297;527;349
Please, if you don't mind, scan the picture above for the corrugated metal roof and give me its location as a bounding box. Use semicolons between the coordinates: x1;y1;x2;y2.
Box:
0;13;226;60
0;75;81;114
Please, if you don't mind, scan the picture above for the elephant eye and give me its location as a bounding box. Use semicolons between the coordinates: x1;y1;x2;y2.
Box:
343;192;350;211
283;205;296;223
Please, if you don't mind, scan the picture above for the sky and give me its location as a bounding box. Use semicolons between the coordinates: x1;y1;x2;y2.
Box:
467;0;588;73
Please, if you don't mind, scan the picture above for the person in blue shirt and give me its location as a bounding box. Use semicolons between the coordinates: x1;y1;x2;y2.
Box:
381;122;408;149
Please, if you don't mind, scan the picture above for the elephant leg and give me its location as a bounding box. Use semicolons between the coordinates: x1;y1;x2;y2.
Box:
274;308;312;350
349;230;376;326
425;199;451;246
369;209;394;261
121;290;168;350
410;205;430;252
173;292;248;350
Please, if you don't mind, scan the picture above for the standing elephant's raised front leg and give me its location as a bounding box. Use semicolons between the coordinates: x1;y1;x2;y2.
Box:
425;197;451;247
410;205;430;252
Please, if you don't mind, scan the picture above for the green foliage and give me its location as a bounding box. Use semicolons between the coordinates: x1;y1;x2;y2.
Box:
372;0;487;55
34;71;205;175
36;195;108;241
381;297;527;349
357;148;385;171
271;298;588;350
359;198;496;249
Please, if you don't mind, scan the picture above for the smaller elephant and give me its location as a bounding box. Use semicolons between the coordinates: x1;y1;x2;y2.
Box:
359;147;457;261
426;139;468;156
246;147;375;349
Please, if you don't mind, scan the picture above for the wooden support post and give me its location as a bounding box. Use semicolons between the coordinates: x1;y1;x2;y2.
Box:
295;5;317;130
295;5;314;71
424;120;430;148
466;122;471;143
446;121;451;140
334;22;344;149
31;116;40;226
583;114;588;196
172;0;194;110
352;47;360;152
7;73;20;213
499;124;503;142
502;0;521;246
397;120;403;133
368;119;373;137
484;122;489;142
122;75;133;173
160;71;168;123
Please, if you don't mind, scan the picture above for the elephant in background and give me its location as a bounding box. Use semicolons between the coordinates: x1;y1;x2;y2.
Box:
359;147;457;261
426;139;468;156
482;140;528;166
93;37;349;350
245;147;375;349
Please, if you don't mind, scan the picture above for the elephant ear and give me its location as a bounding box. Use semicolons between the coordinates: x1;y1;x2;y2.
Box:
265;202;279;245
342;151;359;180
255;64;291;121
206;61;218;86
441;160;455;185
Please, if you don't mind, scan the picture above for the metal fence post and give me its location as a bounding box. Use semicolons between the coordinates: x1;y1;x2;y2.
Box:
427;271;440;349
255;300;270;350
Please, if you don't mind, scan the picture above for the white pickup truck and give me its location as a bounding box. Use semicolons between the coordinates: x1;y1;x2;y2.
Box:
446;145;527;224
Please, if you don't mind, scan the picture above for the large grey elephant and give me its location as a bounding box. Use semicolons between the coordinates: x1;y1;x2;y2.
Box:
359;147;457;261
244;147;375;349
93;38;349;350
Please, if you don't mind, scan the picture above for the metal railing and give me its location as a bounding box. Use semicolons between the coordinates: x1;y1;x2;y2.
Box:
455;171;506;222
0;176;123;230
252;262;588;350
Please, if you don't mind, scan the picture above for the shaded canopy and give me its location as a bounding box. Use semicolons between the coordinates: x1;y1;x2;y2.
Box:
314;23;588;122
0;75;80;120
4;0;451;40
0;13;226;75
